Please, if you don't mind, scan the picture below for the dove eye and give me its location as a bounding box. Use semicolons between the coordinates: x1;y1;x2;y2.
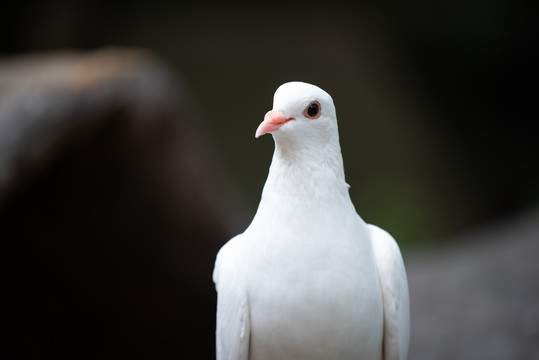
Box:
303;101;321;119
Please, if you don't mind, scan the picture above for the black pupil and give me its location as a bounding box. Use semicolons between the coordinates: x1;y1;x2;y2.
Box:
307;103;319;117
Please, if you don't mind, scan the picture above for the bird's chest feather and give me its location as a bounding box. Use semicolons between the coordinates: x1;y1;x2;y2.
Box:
243;214;384;359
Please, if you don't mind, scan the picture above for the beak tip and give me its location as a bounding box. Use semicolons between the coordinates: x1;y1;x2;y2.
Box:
255;109;287;139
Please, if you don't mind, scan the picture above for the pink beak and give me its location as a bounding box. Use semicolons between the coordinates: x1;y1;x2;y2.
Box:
255;110;294;138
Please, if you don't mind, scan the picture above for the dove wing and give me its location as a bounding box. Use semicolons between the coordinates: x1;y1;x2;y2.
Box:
213;235;251;360
368;224;410;360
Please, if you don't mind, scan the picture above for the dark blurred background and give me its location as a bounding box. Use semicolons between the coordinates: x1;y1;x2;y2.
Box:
0;1;537;359
3;0;537;244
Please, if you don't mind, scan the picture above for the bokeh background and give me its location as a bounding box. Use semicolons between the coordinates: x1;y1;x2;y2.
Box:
1;1;537;359
3;0;537;245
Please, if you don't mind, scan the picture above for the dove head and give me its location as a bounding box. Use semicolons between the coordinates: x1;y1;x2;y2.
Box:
255;82;338;149
256;82;349;202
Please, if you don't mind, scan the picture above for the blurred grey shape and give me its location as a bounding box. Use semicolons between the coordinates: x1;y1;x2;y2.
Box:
407;209;539;360
0;48;235;359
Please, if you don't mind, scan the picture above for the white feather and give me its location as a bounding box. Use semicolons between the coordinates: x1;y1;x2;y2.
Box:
369;225;410;360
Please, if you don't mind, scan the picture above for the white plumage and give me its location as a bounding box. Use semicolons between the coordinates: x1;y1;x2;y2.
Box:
213;82;409;360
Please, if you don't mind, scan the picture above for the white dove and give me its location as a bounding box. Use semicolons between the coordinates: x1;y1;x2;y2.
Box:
213;81;409;360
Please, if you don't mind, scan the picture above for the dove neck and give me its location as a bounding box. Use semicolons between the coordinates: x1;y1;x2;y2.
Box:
261;135;350;204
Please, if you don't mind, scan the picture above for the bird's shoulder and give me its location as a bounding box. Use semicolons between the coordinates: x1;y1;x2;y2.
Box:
367;224;408;291
213;233;247;287
367;225;402;264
